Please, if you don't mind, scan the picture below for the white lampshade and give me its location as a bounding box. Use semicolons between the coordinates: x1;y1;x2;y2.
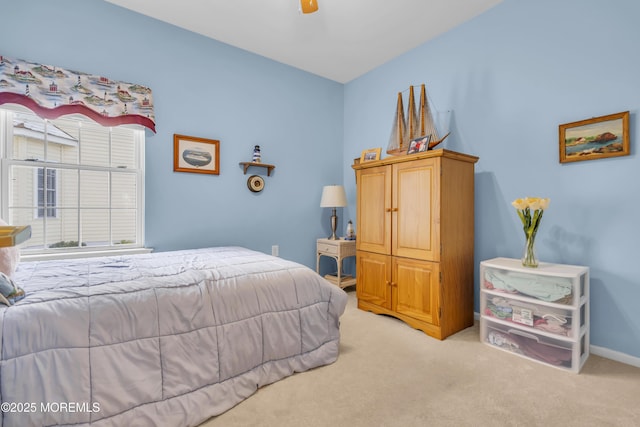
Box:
320;185;347;208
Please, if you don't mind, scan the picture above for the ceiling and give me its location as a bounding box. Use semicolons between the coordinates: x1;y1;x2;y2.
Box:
105;0;503;83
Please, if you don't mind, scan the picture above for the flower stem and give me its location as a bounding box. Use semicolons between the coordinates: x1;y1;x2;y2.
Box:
522;233;538;268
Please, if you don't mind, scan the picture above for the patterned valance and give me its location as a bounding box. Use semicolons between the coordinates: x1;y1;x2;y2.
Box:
0;55;155;133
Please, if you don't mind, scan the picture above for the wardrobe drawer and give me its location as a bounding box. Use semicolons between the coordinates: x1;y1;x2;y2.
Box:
481;318;581;371
480;292;581;338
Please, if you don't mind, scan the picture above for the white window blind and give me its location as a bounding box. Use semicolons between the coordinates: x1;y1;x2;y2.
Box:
0;108;146;256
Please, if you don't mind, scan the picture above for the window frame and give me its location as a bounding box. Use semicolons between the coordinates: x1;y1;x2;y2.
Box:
0;107;148;260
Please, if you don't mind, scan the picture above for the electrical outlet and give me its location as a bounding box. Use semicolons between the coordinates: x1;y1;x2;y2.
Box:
271;245;279;257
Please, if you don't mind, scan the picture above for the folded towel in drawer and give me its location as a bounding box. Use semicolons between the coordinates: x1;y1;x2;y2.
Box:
485;269;572;302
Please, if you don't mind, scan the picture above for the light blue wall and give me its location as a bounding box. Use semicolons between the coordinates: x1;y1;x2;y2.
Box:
3;0;639;361
344;0;640;358
2;0;344;268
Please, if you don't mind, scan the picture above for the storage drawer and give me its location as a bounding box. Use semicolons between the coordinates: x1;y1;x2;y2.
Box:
481;318;584;372
481;265;577;305
481;292;583;339
318;243;338;255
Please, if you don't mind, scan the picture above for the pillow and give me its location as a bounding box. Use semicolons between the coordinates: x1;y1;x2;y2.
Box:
0;272;25;306
0;218;20;278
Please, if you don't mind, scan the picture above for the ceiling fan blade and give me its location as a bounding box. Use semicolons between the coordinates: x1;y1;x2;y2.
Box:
300;0;319;14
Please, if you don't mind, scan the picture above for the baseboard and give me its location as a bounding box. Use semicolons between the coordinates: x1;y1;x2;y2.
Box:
474;312;640;368
590;345;640;368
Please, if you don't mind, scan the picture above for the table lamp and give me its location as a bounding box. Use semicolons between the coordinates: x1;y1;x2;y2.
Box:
320;185;347;240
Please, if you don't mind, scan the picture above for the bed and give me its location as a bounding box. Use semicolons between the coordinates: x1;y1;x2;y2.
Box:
0;246;348;427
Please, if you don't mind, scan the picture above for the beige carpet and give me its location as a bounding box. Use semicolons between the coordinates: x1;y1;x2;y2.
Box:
200;289;640;427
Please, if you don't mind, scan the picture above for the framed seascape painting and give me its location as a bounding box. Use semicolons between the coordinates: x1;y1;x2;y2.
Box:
559;111;629;163
173;134;220;174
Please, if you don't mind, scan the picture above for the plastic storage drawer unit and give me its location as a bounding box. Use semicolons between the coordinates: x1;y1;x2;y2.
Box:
479;258;589;373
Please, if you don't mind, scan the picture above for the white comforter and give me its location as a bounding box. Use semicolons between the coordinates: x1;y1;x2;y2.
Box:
1;247;347;427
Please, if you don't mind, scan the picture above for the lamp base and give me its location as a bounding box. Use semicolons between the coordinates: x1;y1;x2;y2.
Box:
328;208;339;240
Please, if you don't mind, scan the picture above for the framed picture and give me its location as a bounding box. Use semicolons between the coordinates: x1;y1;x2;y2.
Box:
559;111;629;163
360;147;381;162
407;135;431;154
173;134;220;174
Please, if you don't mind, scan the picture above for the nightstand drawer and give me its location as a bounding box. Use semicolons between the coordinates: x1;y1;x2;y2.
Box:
318;243;338;255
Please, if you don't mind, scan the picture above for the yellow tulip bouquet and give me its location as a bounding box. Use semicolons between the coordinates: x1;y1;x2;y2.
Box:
512;197;550;267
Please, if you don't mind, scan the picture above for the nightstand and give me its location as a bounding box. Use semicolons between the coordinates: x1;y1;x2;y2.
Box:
316;238;356;288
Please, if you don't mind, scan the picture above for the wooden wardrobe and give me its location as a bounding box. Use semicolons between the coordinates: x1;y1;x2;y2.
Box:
352;149;479;340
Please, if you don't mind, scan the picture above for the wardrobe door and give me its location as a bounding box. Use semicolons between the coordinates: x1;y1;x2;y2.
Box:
356;165;391;255
356;251;391;309
393;257;439;326
392;158;440;261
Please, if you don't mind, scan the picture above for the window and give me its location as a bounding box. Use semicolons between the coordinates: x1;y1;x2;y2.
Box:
36;167;57;218
0;108;145;256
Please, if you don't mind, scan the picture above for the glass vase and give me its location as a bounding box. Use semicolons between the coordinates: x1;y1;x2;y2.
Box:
522;234;538;268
